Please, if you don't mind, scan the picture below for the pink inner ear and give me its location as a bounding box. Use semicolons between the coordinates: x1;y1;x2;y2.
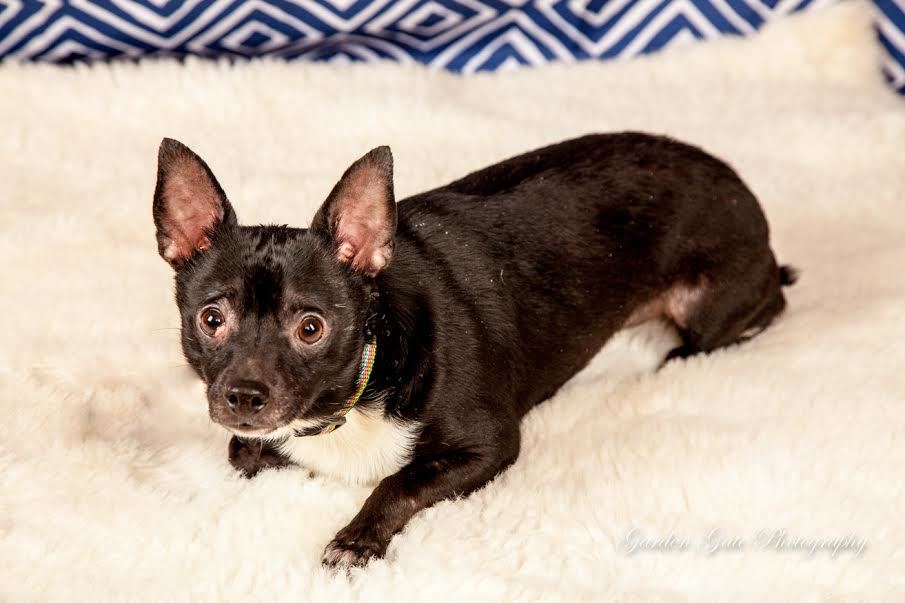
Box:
159;163;224;263
332;166;393;275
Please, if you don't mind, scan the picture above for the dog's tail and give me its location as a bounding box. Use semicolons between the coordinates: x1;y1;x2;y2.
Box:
779;264;799;287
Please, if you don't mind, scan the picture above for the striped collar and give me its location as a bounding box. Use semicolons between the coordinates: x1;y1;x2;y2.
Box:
292;338;378;437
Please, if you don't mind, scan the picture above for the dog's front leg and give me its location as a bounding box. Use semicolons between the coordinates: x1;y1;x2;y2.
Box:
228;435;293;478
322;444;517;568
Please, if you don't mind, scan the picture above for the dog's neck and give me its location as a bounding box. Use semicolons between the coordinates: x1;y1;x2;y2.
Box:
356;271;436;421
293;338;378;437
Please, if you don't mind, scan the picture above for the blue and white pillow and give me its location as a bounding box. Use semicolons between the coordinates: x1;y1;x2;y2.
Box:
0;0;901;95
875;0;905;94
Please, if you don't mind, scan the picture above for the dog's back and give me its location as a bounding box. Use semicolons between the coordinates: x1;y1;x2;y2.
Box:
389;133;789;414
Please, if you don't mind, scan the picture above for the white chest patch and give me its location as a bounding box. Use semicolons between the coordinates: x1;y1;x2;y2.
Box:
270;409;421;486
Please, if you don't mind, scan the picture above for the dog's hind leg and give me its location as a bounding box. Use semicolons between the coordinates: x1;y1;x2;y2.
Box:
663;260;792;363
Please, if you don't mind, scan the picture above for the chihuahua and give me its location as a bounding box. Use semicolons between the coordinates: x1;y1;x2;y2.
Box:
152;133;794;568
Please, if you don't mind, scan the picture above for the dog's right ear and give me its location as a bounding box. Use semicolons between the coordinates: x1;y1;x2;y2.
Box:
153;138;237;268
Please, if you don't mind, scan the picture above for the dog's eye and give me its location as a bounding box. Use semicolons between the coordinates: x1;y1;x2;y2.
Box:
297;315;325;345
199;307;225;336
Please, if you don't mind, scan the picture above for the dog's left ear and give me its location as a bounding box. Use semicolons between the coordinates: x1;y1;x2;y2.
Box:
153;138;237;268
311;146;396;276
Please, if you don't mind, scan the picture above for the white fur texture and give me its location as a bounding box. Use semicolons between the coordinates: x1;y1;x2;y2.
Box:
1;3;904;600
273;409;421;485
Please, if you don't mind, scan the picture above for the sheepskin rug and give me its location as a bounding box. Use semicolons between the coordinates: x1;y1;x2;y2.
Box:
1;3;903;600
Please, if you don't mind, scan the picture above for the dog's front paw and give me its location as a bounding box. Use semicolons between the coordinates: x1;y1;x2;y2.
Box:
228;435;292;479
322;526;389;570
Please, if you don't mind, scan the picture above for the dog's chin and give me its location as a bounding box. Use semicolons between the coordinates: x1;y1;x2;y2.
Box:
226;415;335;441
209;405;308;440
209;403;327;440
210;417;287;440
227;425;277;439
218;416;319;441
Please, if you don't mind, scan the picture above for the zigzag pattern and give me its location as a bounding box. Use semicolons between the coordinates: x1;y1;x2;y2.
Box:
875;0;905;94
0;0;829;69
2;0;888;89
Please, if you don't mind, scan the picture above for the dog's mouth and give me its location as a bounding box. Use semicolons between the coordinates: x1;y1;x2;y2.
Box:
209;415;281;438
220;413;338;441
209;395;328;440
227;423;278;438
208;398;306;439
219;413;319;439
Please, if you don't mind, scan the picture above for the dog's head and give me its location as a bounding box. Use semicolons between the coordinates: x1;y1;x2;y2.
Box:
153;138;396;438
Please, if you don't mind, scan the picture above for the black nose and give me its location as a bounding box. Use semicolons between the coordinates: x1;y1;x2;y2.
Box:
225;380;269;416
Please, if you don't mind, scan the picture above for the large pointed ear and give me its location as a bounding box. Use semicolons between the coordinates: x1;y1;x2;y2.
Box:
153;138;237;268
310;146;396;276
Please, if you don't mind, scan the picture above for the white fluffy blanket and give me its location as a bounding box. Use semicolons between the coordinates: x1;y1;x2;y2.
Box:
2;3;903;600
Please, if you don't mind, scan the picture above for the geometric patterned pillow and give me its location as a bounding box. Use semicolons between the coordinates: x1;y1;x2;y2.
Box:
0;0;899;96
875;0;905;95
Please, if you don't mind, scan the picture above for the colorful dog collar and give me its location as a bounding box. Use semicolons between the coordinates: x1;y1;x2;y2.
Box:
293;338;377;437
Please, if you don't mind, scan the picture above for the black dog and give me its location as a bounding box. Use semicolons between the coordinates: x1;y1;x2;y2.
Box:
153;133;794;568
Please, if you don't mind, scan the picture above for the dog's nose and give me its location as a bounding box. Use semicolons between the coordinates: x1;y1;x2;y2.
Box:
225;380;269;416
